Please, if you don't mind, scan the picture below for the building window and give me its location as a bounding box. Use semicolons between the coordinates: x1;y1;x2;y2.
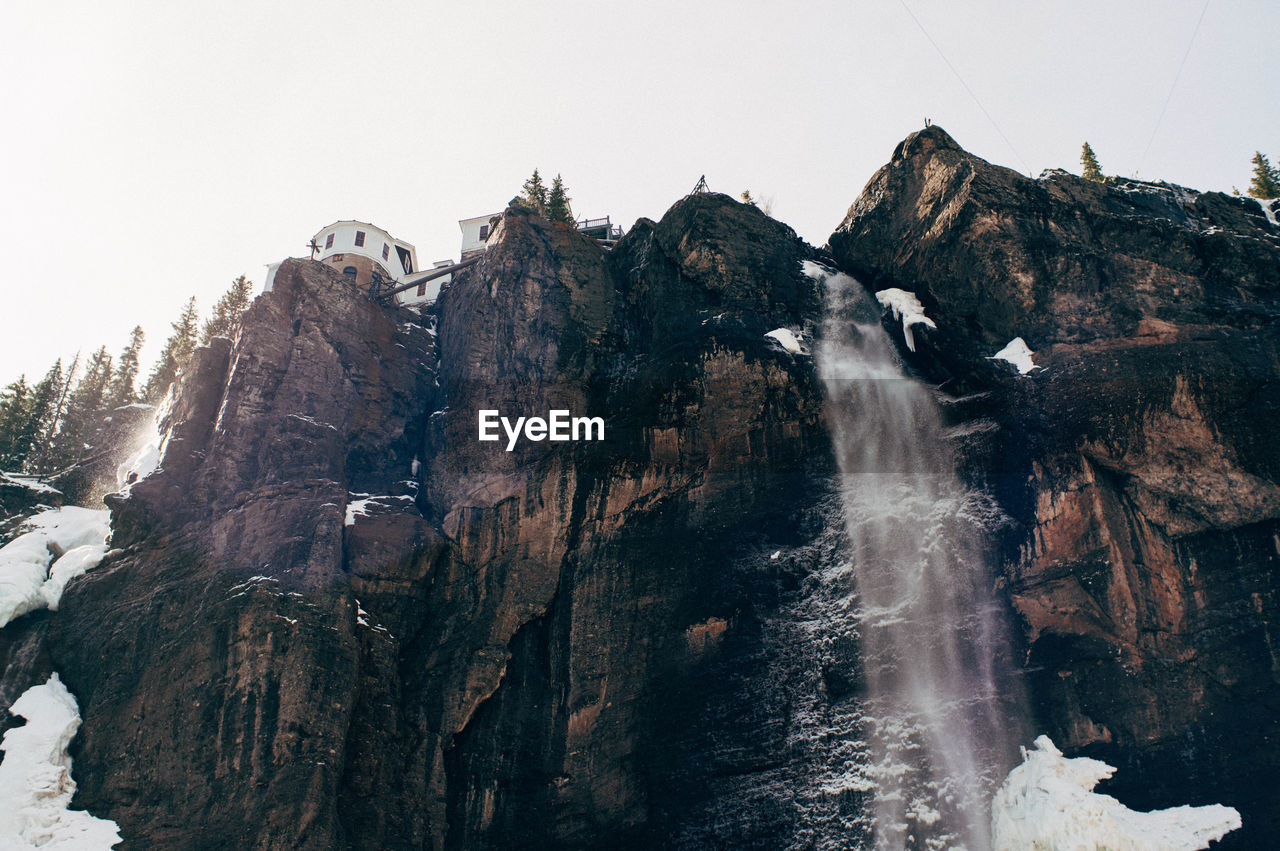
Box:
382;243;390;260
417;281;427;297
355;231;366;247
478;225;489;240
342;266;358;280
325;233;334;249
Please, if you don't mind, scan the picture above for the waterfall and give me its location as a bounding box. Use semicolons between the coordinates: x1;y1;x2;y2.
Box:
806;262;1025;849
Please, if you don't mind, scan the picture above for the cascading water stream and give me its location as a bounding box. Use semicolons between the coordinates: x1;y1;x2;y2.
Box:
807;263;1026;849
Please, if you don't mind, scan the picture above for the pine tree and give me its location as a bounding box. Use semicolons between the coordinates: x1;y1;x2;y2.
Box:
31;352;79;473
1081;142;1103;181
1249;151;1280;199
521;169;548;214
107;326;146;410
49;346;113;468
15;361;64;473
546;175;574;225
0;376;32;470
143;296;199;402
201;275;255;345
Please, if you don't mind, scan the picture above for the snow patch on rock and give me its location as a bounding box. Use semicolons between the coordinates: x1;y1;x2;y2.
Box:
0;473;61;496
992;735;1241;851
765;328;804;354
874;288;937;352
989;337;1040;375
0;507;110;628
1255;197;1279;229
801;259;836;281
344;494;416;527
0;674;121;849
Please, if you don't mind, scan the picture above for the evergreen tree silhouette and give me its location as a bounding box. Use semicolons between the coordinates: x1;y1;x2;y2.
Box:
546;175;574;225
1081;142;1103;181
1249;151;1280;199
521;169;548;214
108;326;146;409
50;346;113;468
201;276;255;345
15;361;65;472
0;376;31;470
143;296;199;402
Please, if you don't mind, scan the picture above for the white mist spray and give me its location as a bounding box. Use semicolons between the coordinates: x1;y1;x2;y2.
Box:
114;388;173;495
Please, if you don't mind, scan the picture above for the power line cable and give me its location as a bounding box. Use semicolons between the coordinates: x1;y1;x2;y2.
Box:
895;0;1031;174
1139;0;1212;173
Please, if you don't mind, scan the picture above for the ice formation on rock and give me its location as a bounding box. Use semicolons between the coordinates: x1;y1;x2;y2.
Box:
0;674;121;849
992;735;1241;851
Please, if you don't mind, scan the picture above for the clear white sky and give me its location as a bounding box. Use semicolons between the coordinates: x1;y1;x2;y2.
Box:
2;0;1276;387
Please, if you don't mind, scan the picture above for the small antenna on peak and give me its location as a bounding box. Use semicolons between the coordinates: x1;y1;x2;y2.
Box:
690;175;710;195
308;239;320;259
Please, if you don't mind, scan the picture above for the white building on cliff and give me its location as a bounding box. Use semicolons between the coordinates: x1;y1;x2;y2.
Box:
265;219;442;306
266;209;623;306
312;220;418;287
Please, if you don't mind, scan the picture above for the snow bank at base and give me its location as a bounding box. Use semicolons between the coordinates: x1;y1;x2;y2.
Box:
990;337;1040;375
874;288;937;352
0;508;110;628
992;735;1241;851
0;674;121;849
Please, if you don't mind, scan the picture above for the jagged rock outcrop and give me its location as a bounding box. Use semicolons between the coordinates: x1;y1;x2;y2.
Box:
36;194;831;849
830;125;1280;848
45;260;435;848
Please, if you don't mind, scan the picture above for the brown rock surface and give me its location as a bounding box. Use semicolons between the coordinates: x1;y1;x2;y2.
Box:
830;126;1280;847
38;195;833;849
49;258;436;848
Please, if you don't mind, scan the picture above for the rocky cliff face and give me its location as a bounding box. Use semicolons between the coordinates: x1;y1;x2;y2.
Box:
25;194;834;849
831;126;1280;848
4;128;1278;849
